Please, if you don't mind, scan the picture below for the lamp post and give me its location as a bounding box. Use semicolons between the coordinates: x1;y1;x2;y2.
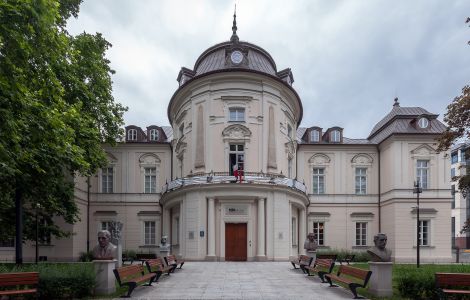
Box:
413;181;422;268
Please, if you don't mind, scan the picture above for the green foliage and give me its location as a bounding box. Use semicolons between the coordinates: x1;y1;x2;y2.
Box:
123;249;137;260
317;248;370;262
0;0;126;244
0;262;95;299
78;250;94;262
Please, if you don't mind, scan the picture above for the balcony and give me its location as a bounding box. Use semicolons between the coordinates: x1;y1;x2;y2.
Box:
162;171;307;195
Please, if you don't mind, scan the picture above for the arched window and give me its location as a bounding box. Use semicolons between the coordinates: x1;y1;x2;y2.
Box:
311;130;320;142
330;130;340;142
418;117;429;129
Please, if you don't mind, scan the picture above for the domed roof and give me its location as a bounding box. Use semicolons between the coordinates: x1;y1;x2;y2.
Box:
176;11;294;87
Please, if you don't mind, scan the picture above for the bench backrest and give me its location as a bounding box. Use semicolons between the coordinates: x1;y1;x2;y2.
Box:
314;258;334;271
165;255;177;264
299;255;312;265
338;265;372;286
146;259;163;272
317;254;337;261
436;273;470;287
114;265;145;285
0;272;39;287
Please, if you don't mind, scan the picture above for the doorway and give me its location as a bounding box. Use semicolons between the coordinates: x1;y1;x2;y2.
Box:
225;223;247;261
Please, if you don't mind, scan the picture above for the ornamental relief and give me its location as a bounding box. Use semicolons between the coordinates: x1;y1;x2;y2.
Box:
138;153;161;165
411;144;437;156
222;124;252;140
174;136;187;154
285;140;297;156
308;153;331;165
351;153;373;165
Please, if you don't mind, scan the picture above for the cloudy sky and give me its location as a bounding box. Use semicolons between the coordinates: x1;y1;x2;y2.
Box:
67;0;470;139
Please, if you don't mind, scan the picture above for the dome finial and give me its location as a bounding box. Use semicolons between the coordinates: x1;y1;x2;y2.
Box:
230;4;239;43
393;97;400;107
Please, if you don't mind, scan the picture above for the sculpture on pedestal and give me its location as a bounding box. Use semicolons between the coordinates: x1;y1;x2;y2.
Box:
92;230;117;259
367;233;392;262
159;235;170;252
304;233;318;252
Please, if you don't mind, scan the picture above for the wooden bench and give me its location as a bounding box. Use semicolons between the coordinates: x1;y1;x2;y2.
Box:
290;254;313;273
145;258;174;282
304;258;335;282
113;264;156;297
435;272;470;298
0;272;39;297
339;254;355;265
165;254;185;271
325;265;372;299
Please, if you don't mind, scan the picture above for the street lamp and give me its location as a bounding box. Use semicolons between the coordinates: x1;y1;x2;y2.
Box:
413;180;422;268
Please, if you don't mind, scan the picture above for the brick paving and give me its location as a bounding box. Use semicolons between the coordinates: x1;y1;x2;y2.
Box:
118;261;359;299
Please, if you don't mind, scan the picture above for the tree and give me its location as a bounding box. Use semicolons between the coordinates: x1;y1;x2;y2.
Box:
437;18;470;233
0;0;126;262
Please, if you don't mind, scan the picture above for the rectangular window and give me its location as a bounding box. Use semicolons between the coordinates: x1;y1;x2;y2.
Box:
355;168;367;194
229;144;244;175
452;185;456;209
144;167;157;193
149;129;159;141
175;217;180;245
102;167;113;193
144;221;156;245
312;168;325;194
419;220;429;246
101;221;113;232
128;129;137;141
451;152;458;164
452;217;456;248
355;222;367;246
0;238;14;248
229;108;245;122
311;130;320;142
461;150;468;163
292;218;297;246
451;168;456;178
39;219;51;245
287;124;292;138
416;160;429;189
288;158;292;178
330;130;340;142
313;222;324;246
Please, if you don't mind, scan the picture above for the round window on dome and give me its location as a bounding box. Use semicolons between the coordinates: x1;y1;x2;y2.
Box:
418;117;429;128
230;50;243;64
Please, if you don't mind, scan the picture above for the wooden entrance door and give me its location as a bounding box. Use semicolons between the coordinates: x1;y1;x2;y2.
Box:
225;223;247;261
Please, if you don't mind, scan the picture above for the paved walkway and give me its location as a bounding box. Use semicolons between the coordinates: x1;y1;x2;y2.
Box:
119;262;358;299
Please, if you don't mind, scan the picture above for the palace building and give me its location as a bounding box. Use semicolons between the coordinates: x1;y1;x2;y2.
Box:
0;15;453;263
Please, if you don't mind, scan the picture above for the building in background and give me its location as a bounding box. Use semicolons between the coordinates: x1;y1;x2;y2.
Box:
451;142;470;249
0;16;453;263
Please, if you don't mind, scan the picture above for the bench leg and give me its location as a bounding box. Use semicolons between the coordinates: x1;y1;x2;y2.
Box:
300;265;307;274
122;282;137;298
326;276;337;287
178;262;184;269
143;275;155;286
291;262;298;269
317;271;327;282
348;283;364;299
154;271;163;282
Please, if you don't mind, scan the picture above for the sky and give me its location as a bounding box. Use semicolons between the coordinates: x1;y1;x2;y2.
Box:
67;0;470;139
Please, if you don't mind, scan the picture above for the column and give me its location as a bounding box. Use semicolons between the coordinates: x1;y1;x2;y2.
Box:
299;208;306;255
257;198;266;260
178;201;184;257
206;198;216;260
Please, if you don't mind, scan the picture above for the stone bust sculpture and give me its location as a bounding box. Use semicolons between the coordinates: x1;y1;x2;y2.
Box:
367;233;392;262
92;230;117;259
303;233;317;252
159;235;170;251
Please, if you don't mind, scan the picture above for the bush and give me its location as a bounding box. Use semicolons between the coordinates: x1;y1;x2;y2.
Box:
79;250;94;262
394;264;470;300
123;249;137;260
0;262;96;299
317;248;370;262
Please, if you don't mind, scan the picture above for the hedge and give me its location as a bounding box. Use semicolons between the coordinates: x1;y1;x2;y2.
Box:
316;248;370;262
0;262;96;299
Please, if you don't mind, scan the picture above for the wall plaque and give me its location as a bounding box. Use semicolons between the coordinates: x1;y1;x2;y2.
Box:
225;205;248;216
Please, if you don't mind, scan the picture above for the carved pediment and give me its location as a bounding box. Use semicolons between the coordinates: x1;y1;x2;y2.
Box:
139;153;161;165
222;124;252;140
411;144;437;156
308;153;331;165
106;152;118;164
351;153;374;165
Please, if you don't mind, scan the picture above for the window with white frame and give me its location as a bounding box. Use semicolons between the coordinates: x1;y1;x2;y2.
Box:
355;222;367;246
101;221;113;232
0;237;14;248
416;160;429;189
311;130;320;142
355;168;367;194
419;220;430;246
229;144;244;175
229;107;245;122
418;117;429;129
101;167;113;193
39;218;51;245
144;167;157;193
313;222;324;246
128;129;137;141
144;221;156;245
149;129;159;141
330;130;340;142
292;217;297;246
312;168;325;194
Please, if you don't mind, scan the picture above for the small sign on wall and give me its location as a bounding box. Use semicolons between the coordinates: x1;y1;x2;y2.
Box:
225;205;248;216
188;231;194;239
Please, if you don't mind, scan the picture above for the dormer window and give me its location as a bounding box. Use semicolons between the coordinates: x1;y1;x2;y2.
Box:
311;130;320;142
330;130;341;143
229;108;245;122
418;117;429;129
149;129;159;141
128;129;137;141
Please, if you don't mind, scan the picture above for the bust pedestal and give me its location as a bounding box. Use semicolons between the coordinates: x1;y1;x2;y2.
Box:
368;262;393;297
93;259;116;295
306;250;316;262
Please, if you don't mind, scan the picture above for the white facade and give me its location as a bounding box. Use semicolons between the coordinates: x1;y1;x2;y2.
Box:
0;20;453;263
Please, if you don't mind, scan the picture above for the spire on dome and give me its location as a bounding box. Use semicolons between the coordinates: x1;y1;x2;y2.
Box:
230;4;239;43
393;97;400;107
